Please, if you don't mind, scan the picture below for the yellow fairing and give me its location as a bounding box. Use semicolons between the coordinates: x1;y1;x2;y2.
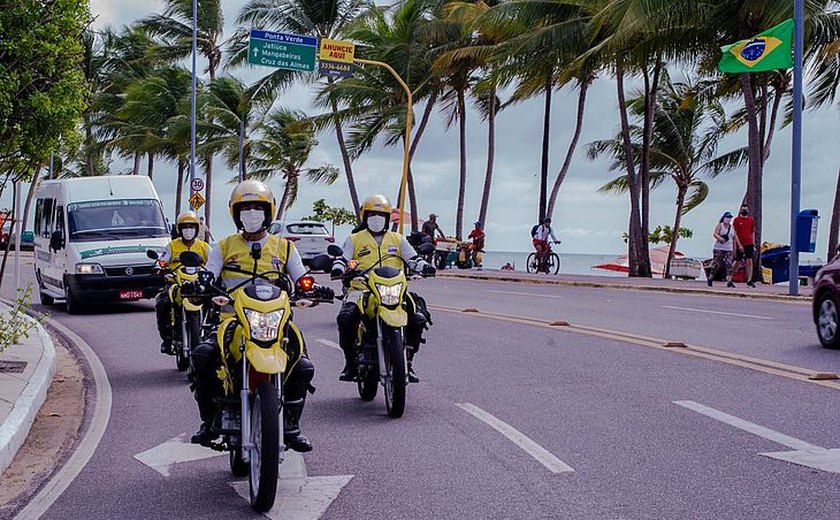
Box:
379;306;408;327
233;285;292;374
245;343;288;374
365;267;408;327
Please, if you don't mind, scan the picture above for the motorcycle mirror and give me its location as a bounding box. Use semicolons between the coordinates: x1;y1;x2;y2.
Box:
179;251;203;267
326;244;344;257
146;249;159;260
417;243;435;255
309;254;332;273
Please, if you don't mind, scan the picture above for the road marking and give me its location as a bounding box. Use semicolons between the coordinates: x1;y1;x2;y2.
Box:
674;400;840;473
661;305;774;321
483;289;564;299
230;451;354;519
314;338;341;351
456;402;574;474
14;315;113;520
134;434;225;476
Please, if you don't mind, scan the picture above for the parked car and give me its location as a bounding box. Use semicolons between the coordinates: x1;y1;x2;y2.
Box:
267;220;334;263
814;251;840;348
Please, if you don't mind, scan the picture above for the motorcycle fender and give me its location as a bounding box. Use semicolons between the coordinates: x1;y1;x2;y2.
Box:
183;298;202;312
379;306;408;327
245;343;288;374
217;317;236;359
168;283;178;302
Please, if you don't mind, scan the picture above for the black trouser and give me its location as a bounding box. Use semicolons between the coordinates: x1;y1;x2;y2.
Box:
336;293;428;365
155;289;174;343
191;323;314;438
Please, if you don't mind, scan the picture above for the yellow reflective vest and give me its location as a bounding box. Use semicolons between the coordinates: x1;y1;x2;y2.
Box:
216;234;293;285
167;238;210;270
350;230;404;270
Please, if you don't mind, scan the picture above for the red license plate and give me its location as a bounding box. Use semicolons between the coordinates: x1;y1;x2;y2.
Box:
119;290;144;300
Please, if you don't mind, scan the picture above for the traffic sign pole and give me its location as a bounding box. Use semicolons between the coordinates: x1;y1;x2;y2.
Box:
354;58;413;235
189;0;198;211
789;0;804;295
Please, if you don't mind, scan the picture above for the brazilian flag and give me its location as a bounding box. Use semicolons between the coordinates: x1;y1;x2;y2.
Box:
718;19;794;73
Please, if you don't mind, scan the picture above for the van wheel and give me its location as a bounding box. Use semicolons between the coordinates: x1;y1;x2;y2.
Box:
64;282;82;315
40;291;54;306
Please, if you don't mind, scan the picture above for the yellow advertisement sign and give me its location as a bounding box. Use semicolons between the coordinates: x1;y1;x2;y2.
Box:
319;39;355;64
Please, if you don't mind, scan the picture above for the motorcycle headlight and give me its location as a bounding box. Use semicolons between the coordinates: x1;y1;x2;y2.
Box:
182;266;198;275
375;283;403;306
243;309;284;342
75;262;103;275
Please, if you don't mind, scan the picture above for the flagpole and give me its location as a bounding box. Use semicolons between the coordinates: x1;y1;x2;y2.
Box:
789;1;804;296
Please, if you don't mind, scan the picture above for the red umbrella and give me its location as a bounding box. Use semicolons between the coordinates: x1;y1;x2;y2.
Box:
390;208;425;227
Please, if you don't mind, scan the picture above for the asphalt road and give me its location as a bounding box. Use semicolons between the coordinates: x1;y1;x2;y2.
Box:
5;264;840;519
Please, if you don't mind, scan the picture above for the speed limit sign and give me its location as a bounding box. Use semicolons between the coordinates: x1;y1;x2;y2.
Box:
191;178;205;192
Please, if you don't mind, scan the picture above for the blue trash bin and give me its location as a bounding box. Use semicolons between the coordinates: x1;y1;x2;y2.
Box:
761;246;790;284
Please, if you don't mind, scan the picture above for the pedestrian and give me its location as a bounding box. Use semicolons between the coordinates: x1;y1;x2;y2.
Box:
708;211;739;288
421;213;445;243
467;221;485;269
733;202;756;288
199;216;214;243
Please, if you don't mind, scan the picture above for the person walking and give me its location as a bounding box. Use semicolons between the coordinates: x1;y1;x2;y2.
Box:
198;216;214;243
421;213;445;242
708;211;739;288
733;203;756;287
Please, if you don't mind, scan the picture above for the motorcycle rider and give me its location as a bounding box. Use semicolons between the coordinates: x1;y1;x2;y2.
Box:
190;180;333;451
331;195;434;384
155;211;211;354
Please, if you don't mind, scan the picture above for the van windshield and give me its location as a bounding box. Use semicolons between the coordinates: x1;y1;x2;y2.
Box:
68;199;168;242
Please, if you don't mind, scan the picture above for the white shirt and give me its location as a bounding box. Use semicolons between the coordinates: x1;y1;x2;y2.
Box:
534;225;558;242
205;234;307;287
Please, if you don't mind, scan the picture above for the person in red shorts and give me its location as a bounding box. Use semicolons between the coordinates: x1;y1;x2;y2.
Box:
733;203;756;287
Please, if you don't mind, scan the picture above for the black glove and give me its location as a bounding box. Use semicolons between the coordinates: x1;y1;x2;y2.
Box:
331;266;344;280
342;269;359;287
422;264;436;276
313;284;335;301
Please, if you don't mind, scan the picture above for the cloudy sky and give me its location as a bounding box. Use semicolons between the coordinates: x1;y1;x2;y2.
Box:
11;0;839;260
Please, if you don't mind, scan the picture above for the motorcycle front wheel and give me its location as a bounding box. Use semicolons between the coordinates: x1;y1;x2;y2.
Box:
229;436;249;477
381;325;406;418
357;367;378;401
175;311;200;372
249;381;280;512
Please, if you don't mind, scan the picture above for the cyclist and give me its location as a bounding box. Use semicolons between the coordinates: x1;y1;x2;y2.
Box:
532;218;560;272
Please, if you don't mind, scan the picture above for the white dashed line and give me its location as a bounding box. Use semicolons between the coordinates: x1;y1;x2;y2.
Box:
662;305;774;321
314;338;341;350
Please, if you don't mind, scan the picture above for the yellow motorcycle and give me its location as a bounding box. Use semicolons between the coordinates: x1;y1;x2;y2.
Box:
324;243;434;418
181;248;332;513
147;249;205;372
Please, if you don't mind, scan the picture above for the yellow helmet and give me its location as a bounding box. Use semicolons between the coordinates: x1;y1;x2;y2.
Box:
360;194;392;220
176;211;200;227
229;180;276;231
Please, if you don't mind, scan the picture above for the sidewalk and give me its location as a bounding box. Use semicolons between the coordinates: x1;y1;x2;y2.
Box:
439;269;813;301
0;304;56;475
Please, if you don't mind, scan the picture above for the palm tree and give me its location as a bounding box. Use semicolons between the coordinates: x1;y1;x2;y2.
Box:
248;109;339;219
590;78;737;277
141;0;225;225
233;0;373;219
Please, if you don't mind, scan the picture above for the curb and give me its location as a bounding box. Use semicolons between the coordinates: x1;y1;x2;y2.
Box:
438;271;811;302
0;313;57;476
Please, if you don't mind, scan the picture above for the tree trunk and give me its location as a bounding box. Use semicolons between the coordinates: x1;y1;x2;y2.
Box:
547;77;590;218
84;115;95;176
763;83;783;163
455;89;467;240
477;84;497;226
21;171;42;240
616;59;651;278
741;73;763;280
641;59;661;239
147;152;154;180
828;168;840;260
132;152;141;175
407;165;419;233
665;186;687;279
329;80;360;221
406;89;439;232
539;74;552;222
203;156;213;227
175;158;185;218
277;173;294;221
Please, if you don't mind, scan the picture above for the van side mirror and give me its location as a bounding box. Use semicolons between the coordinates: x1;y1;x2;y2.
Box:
327;244;344;257
179;251;203;267
50;230;64;251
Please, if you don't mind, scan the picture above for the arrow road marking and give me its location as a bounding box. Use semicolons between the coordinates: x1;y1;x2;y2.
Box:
134;433;225;477
230;451;354;519
662;305;774;321
674;400;840;473
314;338;341;351
456;403;574;474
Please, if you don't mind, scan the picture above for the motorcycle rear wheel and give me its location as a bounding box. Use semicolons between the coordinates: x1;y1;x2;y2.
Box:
382;326;406;418
249;381;280;512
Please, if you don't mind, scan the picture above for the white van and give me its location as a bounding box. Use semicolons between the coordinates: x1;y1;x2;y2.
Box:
34;176;171;313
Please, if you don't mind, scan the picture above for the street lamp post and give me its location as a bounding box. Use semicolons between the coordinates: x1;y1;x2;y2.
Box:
189;0;197;209
789;0;804;295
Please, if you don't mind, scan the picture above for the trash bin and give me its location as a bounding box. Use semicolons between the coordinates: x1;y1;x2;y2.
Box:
760;245;790;284
796;209;819;253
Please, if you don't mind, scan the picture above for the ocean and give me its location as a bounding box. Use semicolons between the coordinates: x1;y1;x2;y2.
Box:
477;250;626;277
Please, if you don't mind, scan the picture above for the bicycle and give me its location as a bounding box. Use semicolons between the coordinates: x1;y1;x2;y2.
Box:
526;241;561;274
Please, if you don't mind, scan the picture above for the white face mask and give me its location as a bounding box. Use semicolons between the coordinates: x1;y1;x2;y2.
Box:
181;228;197;241
367;215;387;234
240;209;265;233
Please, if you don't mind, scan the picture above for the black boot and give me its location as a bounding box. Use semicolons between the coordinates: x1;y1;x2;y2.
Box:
339;359;358;382
160;340;172;354
283;398;312;452
407;349;420;383
191;422;217;445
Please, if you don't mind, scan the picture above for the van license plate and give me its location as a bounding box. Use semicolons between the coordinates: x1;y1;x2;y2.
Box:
119;290;144;300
